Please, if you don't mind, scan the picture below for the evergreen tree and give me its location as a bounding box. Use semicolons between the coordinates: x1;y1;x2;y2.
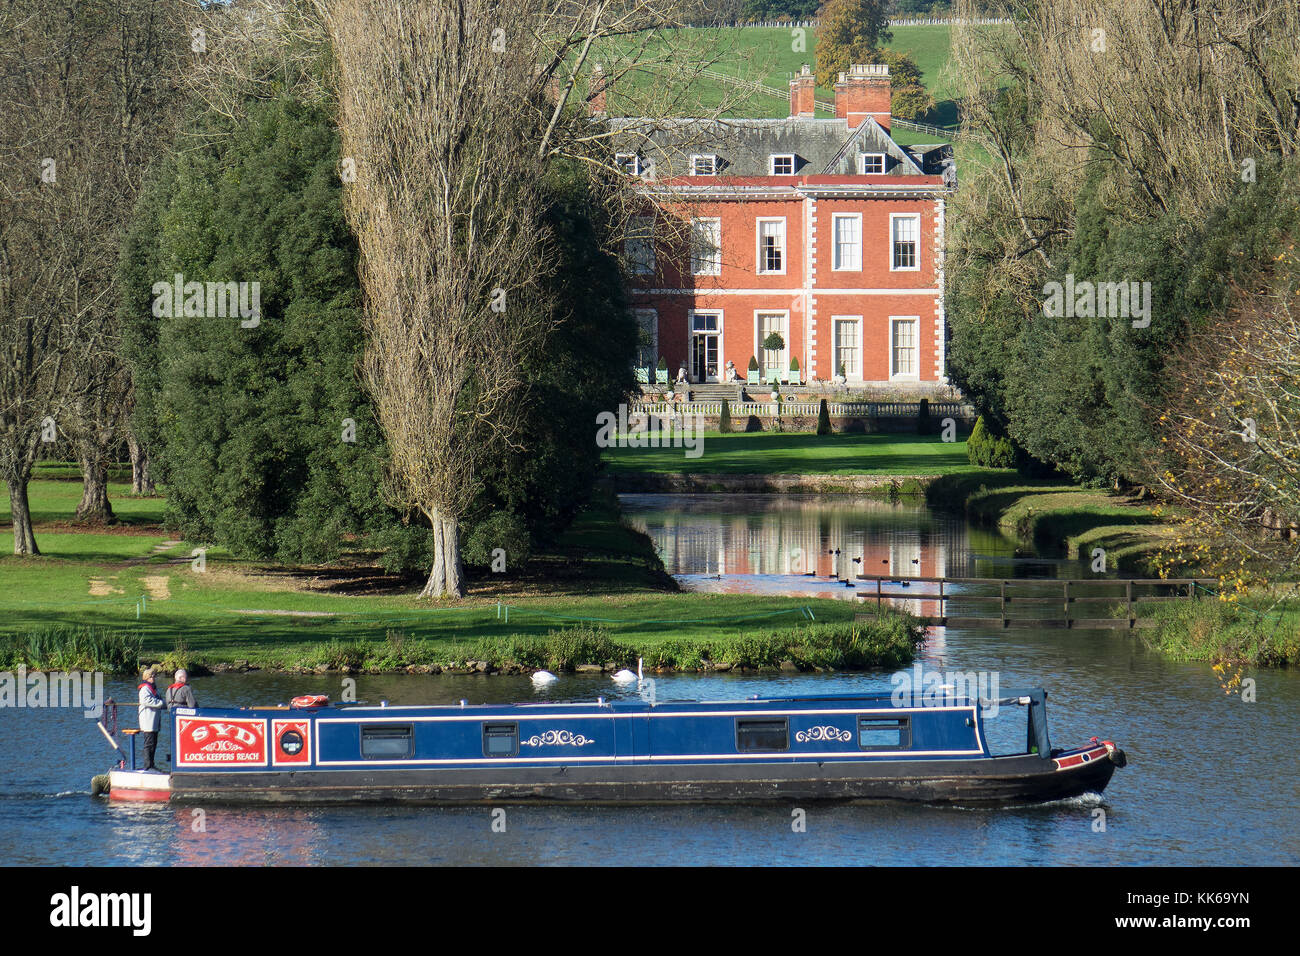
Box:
118;96;637;573
816;398;832;435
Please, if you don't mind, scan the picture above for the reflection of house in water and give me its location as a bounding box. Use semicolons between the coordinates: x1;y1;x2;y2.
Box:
625;495;970;584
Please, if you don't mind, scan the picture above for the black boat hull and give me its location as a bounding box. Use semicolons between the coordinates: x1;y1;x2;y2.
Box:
169;749;1120;806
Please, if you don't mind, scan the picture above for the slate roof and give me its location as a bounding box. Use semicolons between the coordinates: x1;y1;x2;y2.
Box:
607;116;953;182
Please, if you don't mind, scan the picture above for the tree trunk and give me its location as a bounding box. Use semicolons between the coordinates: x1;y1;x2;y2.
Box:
419;509;465;599
127;431;155;495
75;448;115;521
441;515;465;596
9;479;40;555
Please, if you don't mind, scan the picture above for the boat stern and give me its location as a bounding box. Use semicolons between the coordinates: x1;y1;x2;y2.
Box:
102;769;172;803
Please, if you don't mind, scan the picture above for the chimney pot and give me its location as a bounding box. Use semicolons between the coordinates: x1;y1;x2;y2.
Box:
789;62;816;118
590;63;607;115
834;62;891;131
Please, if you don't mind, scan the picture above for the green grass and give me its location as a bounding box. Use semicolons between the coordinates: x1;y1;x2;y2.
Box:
925;472;1177;573
0;469;923;672
596;24;983;125
0;590;883;672
0;610;925;675
2;469;165;528
603;431;981;476
1143;598;1300;667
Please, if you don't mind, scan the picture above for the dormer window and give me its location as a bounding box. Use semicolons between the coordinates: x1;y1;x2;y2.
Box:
859;153;886;175
690;154;718;176
615;153;642;176
770;154;795;176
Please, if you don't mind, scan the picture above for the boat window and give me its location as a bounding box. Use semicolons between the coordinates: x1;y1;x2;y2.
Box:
483;723;518;757
858;717;911;751
360;724;413;759
736;718;789;752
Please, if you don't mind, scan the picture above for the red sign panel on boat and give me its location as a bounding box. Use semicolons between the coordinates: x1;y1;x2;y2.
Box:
176;717;268;768
272;718;312;766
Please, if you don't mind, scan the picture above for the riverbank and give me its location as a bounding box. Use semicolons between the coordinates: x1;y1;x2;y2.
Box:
0;613;925;676
612;472;936;496
924;473;1176;575
605;432;1180;572
1141;594;1300;667
0;474;924;674
602;431;980;477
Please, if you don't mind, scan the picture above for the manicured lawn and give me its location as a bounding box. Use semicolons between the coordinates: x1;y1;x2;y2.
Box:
925;473;1177;573
0;473;881;669
2;472;166;528
602;431;980;476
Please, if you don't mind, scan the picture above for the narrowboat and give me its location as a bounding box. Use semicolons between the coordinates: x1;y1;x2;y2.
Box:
93;689;1125;805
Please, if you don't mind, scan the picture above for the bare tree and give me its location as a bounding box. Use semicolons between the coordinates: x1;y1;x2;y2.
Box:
66;0;187;519
324;0;746;597
0;0;186;547
1153;256;1300;586
949;0;1300;287
0;1;117;552
325;0;557;598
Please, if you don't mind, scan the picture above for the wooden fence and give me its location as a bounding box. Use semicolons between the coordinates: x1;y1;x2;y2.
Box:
854;575;1219;629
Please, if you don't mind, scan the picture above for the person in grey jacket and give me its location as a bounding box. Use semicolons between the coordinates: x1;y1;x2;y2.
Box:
166;669;197;710
137;667;166;771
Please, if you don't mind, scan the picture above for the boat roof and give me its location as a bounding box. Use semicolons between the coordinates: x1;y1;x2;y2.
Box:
235;690;1047;713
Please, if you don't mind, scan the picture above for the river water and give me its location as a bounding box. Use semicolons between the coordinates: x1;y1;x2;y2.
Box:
2;495;1297;866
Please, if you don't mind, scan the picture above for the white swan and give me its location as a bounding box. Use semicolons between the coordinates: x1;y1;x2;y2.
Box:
531;670;558;685
611;657;644;685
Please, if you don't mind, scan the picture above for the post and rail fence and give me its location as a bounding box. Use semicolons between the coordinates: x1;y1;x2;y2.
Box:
854;575;1221;629
695;69;963;140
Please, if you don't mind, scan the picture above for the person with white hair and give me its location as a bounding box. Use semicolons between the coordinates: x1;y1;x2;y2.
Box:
166;669;197;710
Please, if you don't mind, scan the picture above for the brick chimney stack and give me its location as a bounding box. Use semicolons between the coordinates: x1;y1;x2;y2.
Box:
789;63;816;118
834;63;891;131
589;63;607;115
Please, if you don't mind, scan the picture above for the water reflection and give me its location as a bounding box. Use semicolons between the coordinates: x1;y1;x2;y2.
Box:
620;494;1091;611
620;493;1088;575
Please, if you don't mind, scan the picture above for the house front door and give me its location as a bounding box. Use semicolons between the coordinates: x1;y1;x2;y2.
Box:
689;311;721;382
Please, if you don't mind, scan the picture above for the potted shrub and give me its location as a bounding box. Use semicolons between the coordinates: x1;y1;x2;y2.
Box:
788;356;801;386
834;362;847;385
655;355;669;385
746;355;760;385
761;333;784;385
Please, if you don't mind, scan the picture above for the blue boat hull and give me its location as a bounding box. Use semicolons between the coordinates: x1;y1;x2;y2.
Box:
168;747;1119;806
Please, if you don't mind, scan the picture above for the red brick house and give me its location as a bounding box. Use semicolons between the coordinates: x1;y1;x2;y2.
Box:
609;63;956;391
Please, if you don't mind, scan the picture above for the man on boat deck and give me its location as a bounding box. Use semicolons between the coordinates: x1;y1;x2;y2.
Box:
137;667;166;772
166;669;197;710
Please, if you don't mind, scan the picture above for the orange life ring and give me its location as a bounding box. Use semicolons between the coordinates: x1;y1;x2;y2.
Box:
291;695;329;709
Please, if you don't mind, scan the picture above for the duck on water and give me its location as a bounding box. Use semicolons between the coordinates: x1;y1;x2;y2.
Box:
91;686;1126;806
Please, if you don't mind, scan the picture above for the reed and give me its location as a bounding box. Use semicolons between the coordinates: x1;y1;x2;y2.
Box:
1144;600;1300;666
0;626;143;673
